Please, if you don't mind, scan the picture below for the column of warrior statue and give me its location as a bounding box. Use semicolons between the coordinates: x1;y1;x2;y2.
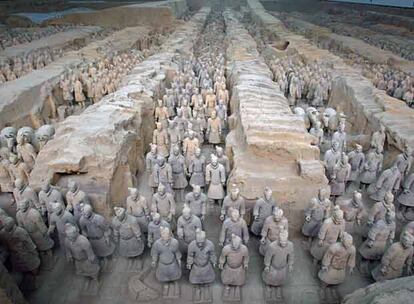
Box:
147;13;296;301
301;111;414;302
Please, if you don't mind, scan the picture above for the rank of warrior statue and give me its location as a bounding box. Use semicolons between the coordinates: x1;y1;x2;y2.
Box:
300;106;414;300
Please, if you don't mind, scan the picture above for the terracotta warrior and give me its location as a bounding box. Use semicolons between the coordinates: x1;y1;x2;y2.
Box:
370;125;386;151
64;223;100;281
0;216;40;274
206;110;222;144
347;144;365;183
397;172;414;221
155;99;169;129
219;209;249;247
7;153;30;185
318;232;355;299
79;204;115;259
16;199;54;268
66;180;89;223
146;144;159;192
219;234;249;296
206;155;226;205
151;226;182;296
48;202;76;253
309;121;324;147
151;184;176;224
262;230;294;298
177;205;202;253
324;141;341;180
183;131;199;167
318;188;333;219
74;78;86;108
16;133;37;171
371;232;413;282
310;206;345;264
38;181;64;217
187;229;216;287
112;207;144;259
251;187;277;236
153;122;169;158
367;191;396;228
167;120;181;153
368;164;401;202
330;153;351;200
394;147;412;178
188;148;206;189
168;145;188;203
13;179;40;214
153;157;173;194
216;146;230;175
126;188;149;233
221;186;245;221
341;191;365;235
302;197;325;246
359;211;395;262
359;146;383;190
332;123;347;152
260;208;289;256
185;185;207;221
173;109;188;139
147;212;170;248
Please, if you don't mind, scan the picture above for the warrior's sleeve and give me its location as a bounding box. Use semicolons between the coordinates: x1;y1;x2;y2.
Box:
367;223;380;242
83;238;96;261
380;244;396;268
34;211;47;234
169;195;176;216
242;221;249;244
242;246;249;267
219;222;226;244
318;220;329;241
240;198;246;216
261;219;269;238
263;245;273;267
177;218;184;239
209;242;217;265
187;242;195;266
253;199;261;217
321;244;335;267
347;247;356;269
131;218;142;238
220;165;226;183
287;243;294;268
205;166;211;183
219;247;228;265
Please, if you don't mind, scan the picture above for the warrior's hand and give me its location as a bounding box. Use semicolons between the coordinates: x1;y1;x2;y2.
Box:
380;266;388;275
321;266;328;272
186;264;192;270
260;238;266;245
264;266;270;272
151;261;156;268
349;267;354;275
219;214;225;221
367;240;374;248
305;215;311;222
218;263;224;270
288;265;293;273
318;239;324;247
